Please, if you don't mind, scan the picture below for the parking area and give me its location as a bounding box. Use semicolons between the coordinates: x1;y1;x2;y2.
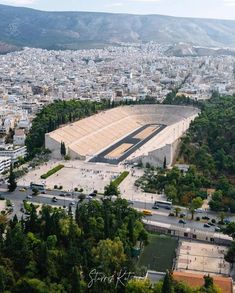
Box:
175;241;230;276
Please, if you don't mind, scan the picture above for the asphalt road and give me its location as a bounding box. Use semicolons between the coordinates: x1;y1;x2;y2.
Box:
1;185;234;233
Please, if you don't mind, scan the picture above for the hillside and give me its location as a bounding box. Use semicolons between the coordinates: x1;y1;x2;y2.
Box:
1;4;235;50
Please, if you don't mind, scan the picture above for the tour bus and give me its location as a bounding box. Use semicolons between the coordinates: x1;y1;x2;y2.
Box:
30;182;45;191
153;200;172;210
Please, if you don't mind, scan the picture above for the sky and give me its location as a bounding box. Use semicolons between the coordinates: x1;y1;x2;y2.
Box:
1;0;235;20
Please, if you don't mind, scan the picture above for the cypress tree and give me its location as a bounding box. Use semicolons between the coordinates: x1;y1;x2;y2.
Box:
71;266;81;293
163;156;167;169
162;270;174;293
60;141;66;156
7;165;17;192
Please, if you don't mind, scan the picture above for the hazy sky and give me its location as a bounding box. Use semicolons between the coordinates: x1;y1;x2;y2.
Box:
1;0;235;20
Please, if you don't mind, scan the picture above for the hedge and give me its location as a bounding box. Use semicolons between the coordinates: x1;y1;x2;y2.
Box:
113;171;129;186
41;164;64;179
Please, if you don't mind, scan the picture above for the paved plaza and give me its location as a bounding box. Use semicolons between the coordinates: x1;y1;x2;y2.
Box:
18;159;166;202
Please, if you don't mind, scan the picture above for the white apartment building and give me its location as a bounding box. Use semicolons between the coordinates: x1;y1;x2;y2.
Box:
0;156;11;174
0;145;27;163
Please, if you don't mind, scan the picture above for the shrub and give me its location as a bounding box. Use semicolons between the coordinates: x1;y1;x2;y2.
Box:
32;188;39;195
113;171;129;187
40;164;64;179
6;199;12;207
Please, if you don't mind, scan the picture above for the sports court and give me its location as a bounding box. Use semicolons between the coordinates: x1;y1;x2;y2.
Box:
175;241;230;276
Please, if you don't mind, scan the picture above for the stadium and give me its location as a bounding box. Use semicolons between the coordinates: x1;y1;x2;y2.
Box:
45;105;200;167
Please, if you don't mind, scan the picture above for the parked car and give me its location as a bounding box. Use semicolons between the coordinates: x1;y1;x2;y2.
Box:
215;226;221;232
224;219;231;224
196;208;204;213
69;201;76;206
26;195;32;199
19;188;27;192
202;216;210;220
179;219;186;224
152;205;159;210
180;213;186;218
204;223;210;228
168;212;175;217
52;197;57;202
208;222;215;226
127;200;134;205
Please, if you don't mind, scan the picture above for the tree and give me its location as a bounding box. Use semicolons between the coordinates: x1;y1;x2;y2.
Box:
162;270;174;293
163;156;167;169
204;275;213;289
104;181;120;197
224;222;235;236
218;212;225;224
126;279;153;293
225;242;235;264
174;207;181;217
7;165;17;192
13;278;48;293
92;238;126;275
189;197;203;220
71;266;81;293
165;184;177;202
60;141;66;157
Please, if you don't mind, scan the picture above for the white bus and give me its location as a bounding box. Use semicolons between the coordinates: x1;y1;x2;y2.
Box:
30;182;45;191
153;200;172;210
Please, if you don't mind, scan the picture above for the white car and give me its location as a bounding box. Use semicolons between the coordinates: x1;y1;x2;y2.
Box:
26;195;32;199
69;201;76;206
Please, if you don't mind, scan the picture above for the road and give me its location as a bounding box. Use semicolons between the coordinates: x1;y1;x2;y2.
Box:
1;185;234;233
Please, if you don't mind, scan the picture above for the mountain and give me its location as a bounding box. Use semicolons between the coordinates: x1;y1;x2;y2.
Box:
1;4;235;50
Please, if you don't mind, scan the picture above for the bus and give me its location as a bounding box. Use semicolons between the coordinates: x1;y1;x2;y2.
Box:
153;200;172;210
30;182;45;191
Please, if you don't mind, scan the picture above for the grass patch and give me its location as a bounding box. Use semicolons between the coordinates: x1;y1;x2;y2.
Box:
138;233;178;272
113;171;129;186
41;164;64;179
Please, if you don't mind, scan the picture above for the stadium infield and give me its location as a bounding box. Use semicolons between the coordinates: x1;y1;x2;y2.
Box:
89;124;166;164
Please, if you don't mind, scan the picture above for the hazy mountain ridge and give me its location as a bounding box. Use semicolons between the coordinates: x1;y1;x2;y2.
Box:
1;4;235;50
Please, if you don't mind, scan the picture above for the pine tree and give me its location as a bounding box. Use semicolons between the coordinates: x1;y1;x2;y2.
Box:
7;165;17;192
